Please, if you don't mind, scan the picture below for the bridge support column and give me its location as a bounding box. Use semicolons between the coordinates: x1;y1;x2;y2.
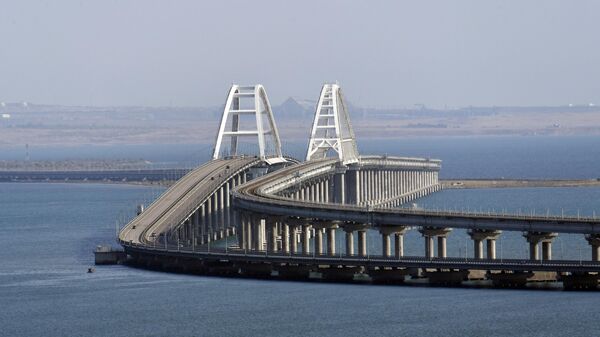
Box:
245;214;252;250
474;239;483;259
529;242;539;260
379;226;408;258
487;239;497;259
425;236;434;259
353;170;361;205
362;171;367;203
282;223;290;254
218;186;224;210
542;241;552;261
586;234;600;261
205;198;212;231
437;236;447;258
251;216;261;251
327;227;337;256
419;227;452;259
345;230;354;256
290;226;298;254
334;170;346;204
395;232;404;258
524;232;557;261
238;213;247;250
315;182;321;203
192;211;200;247
267;218;278;254
224;181;230;208
469;230;502;259
382;232;391;257
260;220;266;251
358;230;367;257
254;217;267;252
302;225;311;255
315;227;323;255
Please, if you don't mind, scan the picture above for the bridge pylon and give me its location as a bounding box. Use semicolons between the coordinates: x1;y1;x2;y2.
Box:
213;84;284;163
306;83;359;164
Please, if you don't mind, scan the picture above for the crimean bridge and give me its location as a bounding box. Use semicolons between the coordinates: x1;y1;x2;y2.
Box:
119;83;600;289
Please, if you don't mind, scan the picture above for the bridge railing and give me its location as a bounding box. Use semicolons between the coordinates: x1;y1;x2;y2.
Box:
358;155;442;170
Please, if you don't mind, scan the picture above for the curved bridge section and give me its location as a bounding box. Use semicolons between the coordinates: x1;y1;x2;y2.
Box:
119;156;287;248
227;155;600;288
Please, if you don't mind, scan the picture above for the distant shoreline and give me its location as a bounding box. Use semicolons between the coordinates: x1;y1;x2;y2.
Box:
442;179;600;189
2;170;599;190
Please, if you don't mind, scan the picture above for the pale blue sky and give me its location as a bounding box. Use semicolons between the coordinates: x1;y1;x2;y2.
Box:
0;0;599;107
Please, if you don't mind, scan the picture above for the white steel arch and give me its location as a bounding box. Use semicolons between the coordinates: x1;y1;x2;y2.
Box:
305;83;359;164
213;84;284;162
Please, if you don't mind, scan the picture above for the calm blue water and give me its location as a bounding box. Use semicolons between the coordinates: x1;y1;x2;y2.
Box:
4;135;600;179
2;136;600;336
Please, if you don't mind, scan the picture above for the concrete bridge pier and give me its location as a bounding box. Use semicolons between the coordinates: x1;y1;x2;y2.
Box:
244;213;252;250
419;227;452;258
311;220;337;255
315;227;324;255
395;231;405;258
326;225;338;256
586;234;600;261
468;229;502;259
290;226;298;254
345;230;354;256
266;217;279;254
251;216;267;252
346;169;360;205
302;224;311;254
224;180;230;208
341;224;367;256
287;218;307;254
381;231;391;257
205;197;213;232
333;167;347;204
378;226;408;258
217;186;224;211
237;213;247;249
282;222;290;254
524;232;558;260
358;229;368;257
211;194;218;233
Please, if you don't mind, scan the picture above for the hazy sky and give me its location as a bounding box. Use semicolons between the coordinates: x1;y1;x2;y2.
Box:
1;0;599;108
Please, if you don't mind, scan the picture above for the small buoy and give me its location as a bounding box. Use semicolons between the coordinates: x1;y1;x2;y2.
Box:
87;267;95;273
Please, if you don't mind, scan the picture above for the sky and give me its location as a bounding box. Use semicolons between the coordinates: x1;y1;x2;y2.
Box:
0;0;599;108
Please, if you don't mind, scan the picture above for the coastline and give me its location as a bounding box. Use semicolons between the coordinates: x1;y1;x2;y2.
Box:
442;179;600;189
3;173;600;190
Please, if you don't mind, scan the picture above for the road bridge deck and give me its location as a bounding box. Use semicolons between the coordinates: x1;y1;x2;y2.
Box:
119;157;260;245
234;161;600;234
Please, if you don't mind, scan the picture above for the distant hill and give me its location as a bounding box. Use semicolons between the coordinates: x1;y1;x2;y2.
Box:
274;97;314;119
